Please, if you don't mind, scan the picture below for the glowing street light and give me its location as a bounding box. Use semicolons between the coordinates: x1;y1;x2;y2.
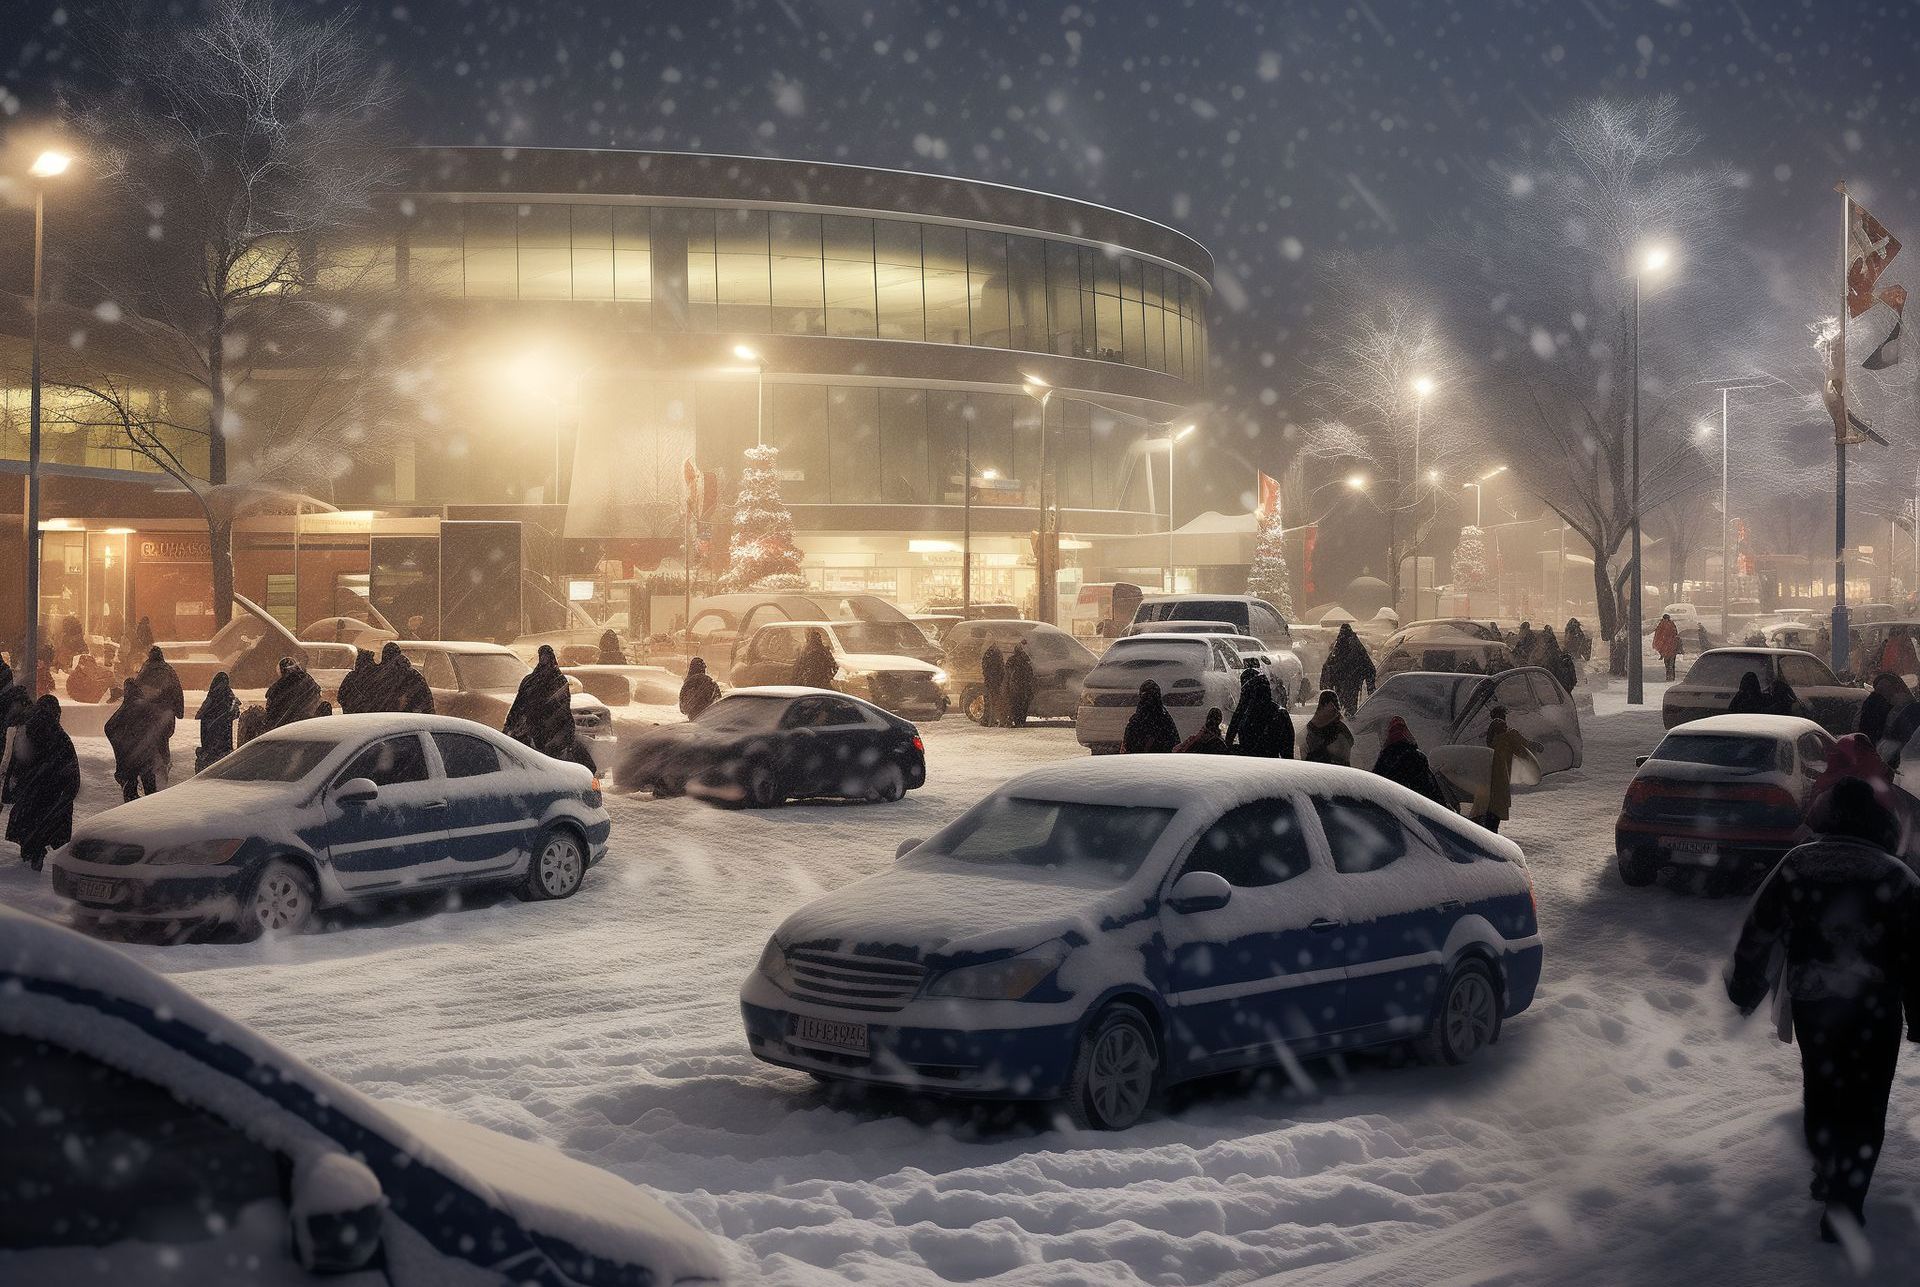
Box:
1410;374;1438;618
1461;467;1505;526
30;150;71;179
1346;472;1368;491
1627;242;1675;705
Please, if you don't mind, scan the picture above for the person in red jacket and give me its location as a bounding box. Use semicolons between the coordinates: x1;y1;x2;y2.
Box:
1880;626;1919;679
1651;613;1682;681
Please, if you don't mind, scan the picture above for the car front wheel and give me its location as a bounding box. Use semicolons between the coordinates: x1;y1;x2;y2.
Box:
243;859;317;939
867;762;907;803
1416;960;1500;1065
1064;1006;1160;1131
523;827;586;901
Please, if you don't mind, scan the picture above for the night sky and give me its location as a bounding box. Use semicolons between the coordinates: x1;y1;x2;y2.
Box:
7;0;1919;524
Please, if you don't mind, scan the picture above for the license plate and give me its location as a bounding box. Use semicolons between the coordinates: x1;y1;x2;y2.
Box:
1660;838;1714;855
790;1016;868;1053
75;877;118;902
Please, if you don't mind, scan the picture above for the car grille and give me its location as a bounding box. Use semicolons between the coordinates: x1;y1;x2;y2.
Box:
869;673;941;708
785;949;927;1013
1088;691;1138;707
70;840;145;866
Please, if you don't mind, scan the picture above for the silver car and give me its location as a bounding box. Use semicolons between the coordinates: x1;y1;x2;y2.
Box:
1661;648;1865;736
1075;635;1242;753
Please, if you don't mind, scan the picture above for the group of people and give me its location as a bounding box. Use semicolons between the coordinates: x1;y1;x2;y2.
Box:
1507;620;1582;693
0;659;79;873
975;642;1037;727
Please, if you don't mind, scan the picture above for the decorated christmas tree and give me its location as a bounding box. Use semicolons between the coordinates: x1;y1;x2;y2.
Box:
1451;524;1492;593
721;444;807;590
1246;505;1295;617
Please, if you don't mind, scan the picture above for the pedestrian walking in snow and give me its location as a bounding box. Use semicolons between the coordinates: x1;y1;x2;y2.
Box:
1881;626;1919;678
980;643;1007;728
1511;622;1537;667
678;656;721;720
1564;618;1591;663
1653;614;1682;681
1371;716;1446;806
335;648;378;714
1474;705;1538;834
1728;671;1769;715
1858;673;1914;745
1122;680;1180;754
1695;623;1713;653
367;642;435;715
106;647;182;801
1726;777;1920;1243
597;628;626;665
263;658;323;731
1301;690;1354;766
65;651;112;704
5;696;77;872
1766;676;1799;717
1226;662;1291;758
121;615;155;677
506;645;586;765
1175;707;1229;754
1004;641;1036;728
1319;623;1377;716
195;671;242;772
791;629;837;691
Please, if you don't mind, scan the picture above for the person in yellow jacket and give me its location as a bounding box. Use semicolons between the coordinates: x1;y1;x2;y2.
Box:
1475;705;1540;835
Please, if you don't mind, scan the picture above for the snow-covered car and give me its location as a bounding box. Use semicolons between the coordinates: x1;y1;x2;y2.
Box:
49;715;611;938
616;687;926;807
0;904;721;1284
156;592;355;691
1353;668;1583;776
299;606;399;649
1127;593;1297;652
941;619;1096;723
1119;617;1239;638
1074;634;1243;753
1379;620;1516;678
1615;714;1834;891
682;592;942;672
730;621;949;719
1755;621;1820;652
741;757;1543;1130
390;641;619;765
563;662;685;707
1220;633;1305;703
1644;602;1702;635
1662;648;1865;735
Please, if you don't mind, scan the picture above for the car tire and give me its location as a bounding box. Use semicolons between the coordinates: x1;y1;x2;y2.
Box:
1063;1005;1160;1131
241;859;317;939
867;763;907;803
745;766;783;809
962;687;988;724
1415;959;1501;1066
522;827;587;901
1618;847;1659;887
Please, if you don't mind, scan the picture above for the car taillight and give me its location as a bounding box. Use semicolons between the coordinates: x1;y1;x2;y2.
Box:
912;736;925;752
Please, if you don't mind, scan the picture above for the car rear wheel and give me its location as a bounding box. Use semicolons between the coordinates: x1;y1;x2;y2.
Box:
522;827;586;901
1064;1006;1160;1131
243;859;316;939
962;687;988;724
867;763;907;803
1618;846;1659;887
1416;960;1500;1066
745;766;783;809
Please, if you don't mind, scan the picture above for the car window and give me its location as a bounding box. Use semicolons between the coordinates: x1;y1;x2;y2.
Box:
414;650;458;689
454;652;531;691
1493;673;1536;711
813;697;870;727
201;736;340;782
781;697;832;728
1527;672;1564;706
1182;799;1312;888
1798;732;1830;775
1419;814;1510;864
1649;734;1782;771
915;797;1178;886
1683;653;1773;688
1210;640;1240;670
0;1035;283;1251
434;731;503;778
337;734;431;787
1780;655;1836;688
756;629;799;663
1313;796;1408;874
698;695;789;731
688;610;731;642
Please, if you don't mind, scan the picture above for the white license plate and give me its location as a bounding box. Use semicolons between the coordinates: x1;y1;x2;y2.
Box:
74;877;118;902
790;1016;869;1053
1660;838;1714;855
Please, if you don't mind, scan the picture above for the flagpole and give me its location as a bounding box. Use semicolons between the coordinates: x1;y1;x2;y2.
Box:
1835;183;1851;676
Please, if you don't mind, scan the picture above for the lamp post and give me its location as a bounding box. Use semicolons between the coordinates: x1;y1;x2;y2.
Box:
1627;243;1672;705
734;345;765;446
21;148;71;686
1021;375;1055;623
1148;424;1196;593
1410;375;1435;621
1460;465;1506;528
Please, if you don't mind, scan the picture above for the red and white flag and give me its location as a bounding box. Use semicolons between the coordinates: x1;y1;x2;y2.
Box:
1864;284;1907;371
1848;198;1902;318
1255;470;1281;522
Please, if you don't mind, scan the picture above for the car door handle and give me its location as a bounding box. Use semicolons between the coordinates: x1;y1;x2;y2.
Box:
1439;899;1464;912
1309;918;1340;934
422;799;448;810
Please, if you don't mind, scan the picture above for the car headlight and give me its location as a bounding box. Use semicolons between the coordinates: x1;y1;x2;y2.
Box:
757;939;795;992
931;669;950;686
144;838;247;867
926;941;1070;1001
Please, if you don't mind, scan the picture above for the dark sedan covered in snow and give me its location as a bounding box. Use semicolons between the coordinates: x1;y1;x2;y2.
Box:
742;757;1542;1130
0;904;721;1284
617;687;927;807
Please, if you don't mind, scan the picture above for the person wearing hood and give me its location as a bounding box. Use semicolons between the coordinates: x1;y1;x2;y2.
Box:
791;628;838;691
506;645;584;765
65;649;113;704
979;643;1007;728
370;641;435;715
1726;778;1920;1243
335;649;378;715
1318;623;1377;716
1652;613;1682;681
1175;706;1229;754
105;647;182;800
1766;675;1799;717
1882;626;1919;678
1511;622;1537;667
1226;661;1292;758
1858;673;1913;744
678;656;721;720
1564;618;1591;663
597;628;626;665
121;615;155;677
1372;716;1446;805
1122;680;1179;754
1727;671;1770;715
1004;640;1036;728
195;671;242;772
1475;705;1540;834
263;657;323;730
1301;690;1354;765
5;696;78;872
0;658;32;794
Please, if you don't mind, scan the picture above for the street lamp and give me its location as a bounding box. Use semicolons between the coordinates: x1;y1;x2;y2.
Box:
1149;424;1196;593
1021;375;1055;622
21;147;73;687
734;344;766;446
1460;465;1506;527
1410;375;1437;621
1628;241;1674;705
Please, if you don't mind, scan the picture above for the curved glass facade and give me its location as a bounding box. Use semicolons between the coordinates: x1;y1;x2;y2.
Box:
397;200;1208;380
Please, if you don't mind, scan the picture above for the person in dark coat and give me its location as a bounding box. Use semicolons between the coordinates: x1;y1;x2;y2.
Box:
1301;690;1355;765
1371;715;1446;805
262;658;323;731
122;616;155;677
597;628;626;665
105;647;183;801
678;656;721;720
1175;707;1229;753
1122;680;1180;754
66;651;113;704
335;649;378;715
1564;618;1591;663
979;643;1007;728
1727;671;1769;715
505;645;583;763
1858;673;1913;744
6;696;78;871
1511;622;1537;667
1225;662;1292;758
1766;676;1799;717
790;629;838;691
195;671;242;772
54;616;86;673
1003;641;1036;728
1726;778;1920;1241
369;642;435;714
1318;623;1378;716
1695;623;1713;654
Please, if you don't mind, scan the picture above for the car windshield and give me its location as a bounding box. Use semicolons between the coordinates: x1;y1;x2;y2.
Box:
1375;676;1476;724
200;737;340;782
697;696;790;732
916;797;1177;886
454;653;531;691
835;621;927;654
1096;640;1208;669
1684;654;1772;688
1650;734;1780;771
1137;601;1245;628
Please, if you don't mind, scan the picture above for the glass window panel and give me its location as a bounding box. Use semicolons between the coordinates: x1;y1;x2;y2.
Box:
613;207;651;302
823;216;876;338
768;383;828;504
1058;401;1093;510
878;388;928;502
717;208;767;254
1094;251;1121;297
1007;236;1047;354
518;204;572;299
967;229;1011;349
715;252;770;330
1194;309;1208;375
769;212;824;334
874;220;924;341
1078;248;1100;355
927;392;980;505
1046;241;1081;357
828;385;880;502
1120;256;1143;301
1179;313;1194;378
409;205;463;295
681;209;717;329
1121;294;1144;365
571;205;614;300
1095;290;1123;361
1142;262;1164;313
463;204;517;299
922;225;969;344
1144;302;1167;372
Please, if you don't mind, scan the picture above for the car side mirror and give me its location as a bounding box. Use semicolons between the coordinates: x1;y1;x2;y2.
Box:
895;837;924;860
1168;870;1232;914
1634;755;1650;767
290;1153;384;1275
335;777;379;806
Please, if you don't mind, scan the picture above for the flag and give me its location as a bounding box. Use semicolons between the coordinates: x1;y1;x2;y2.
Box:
1848;198;1902;318
1255;470;1281;522
1864;284;1907;370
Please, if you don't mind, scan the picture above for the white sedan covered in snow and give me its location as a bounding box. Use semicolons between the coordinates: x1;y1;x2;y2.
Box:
742;757;1543;1129
1074;634;1244;753
0;904;721;1284
50;714;611;939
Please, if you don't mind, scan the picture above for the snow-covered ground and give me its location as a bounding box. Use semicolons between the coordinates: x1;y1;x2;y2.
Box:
4;688;1918;1284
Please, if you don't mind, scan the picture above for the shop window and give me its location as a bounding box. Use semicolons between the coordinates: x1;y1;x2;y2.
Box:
265;573;297;632
874;220;924;341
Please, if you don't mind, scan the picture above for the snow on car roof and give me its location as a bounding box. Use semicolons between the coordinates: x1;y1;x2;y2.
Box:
248;712;521;740
1658;714;1828;740
395;640;522;655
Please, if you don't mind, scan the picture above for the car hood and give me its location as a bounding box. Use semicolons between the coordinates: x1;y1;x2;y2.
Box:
775;858;1127;958
378;1102;723;1285
839;652;942;675
72;780;305;847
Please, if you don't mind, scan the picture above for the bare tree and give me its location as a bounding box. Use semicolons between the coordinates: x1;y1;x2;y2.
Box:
65;0;400;624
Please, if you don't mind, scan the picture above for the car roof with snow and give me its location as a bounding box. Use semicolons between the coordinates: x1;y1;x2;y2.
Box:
396;640;524;655
720;685;896;712
1692;646;1812;659
1657;713;1829;740
248;712;527;740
